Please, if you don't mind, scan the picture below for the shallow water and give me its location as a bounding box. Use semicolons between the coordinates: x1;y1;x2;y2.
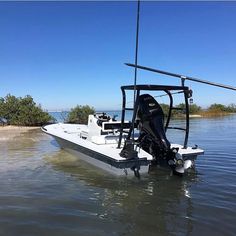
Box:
0;116;236;236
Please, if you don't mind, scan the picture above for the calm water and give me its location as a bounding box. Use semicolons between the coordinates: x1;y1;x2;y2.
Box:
0;115;236;236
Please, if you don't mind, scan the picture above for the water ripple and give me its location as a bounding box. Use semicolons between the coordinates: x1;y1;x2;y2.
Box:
0;117;236;235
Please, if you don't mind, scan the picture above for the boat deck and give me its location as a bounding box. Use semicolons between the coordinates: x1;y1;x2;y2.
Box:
42;123;153;162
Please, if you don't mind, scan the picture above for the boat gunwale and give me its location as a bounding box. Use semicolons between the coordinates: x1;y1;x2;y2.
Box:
44;130;151;169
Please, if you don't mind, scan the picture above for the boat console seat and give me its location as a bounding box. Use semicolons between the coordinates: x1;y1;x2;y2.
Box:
95;113;132;133
95;113;111;127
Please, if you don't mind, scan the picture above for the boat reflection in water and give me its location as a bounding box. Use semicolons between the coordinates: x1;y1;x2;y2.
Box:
46;148;198;236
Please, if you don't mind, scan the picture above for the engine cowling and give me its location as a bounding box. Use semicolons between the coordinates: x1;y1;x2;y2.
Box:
136;94;185;174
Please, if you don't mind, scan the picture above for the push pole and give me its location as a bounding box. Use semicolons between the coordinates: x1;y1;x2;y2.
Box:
126;63;236;92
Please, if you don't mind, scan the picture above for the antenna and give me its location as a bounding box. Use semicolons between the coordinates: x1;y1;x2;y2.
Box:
132;0;141;142
134;0;140;94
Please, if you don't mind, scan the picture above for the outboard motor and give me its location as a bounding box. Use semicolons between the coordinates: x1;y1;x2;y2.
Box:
137;94;170;151
136;94;183;174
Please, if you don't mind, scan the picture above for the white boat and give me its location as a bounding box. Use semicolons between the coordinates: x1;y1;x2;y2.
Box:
42;83;205;177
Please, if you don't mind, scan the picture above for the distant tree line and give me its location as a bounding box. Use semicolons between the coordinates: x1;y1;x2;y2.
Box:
1;94;235;126
66;103;236;125
207;103;236;113
160;103;236;117
0;94;55;126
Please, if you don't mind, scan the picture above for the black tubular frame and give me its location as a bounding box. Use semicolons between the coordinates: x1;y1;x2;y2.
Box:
117;84;191;149
118;62;236;150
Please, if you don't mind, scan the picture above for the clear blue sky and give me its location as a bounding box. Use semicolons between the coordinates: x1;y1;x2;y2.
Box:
0;1;236;111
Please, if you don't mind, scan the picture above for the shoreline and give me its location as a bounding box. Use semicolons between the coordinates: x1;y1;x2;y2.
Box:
0;125;40;131
175;113;236;119
0;125;40;141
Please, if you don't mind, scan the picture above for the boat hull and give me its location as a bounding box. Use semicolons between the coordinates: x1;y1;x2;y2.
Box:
53;135;150;176
42;123;203;176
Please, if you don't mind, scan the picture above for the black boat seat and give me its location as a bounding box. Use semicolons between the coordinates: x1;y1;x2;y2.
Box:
96;113;111;127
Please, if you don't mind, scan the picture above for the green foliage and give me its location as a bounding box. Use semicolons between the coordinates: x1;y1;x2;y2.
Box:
189;103;202;114
205;103;236;116
174;103;186;116
208;103;236;113
160;103;170;117
67;105;95;124
160;102;236;118
208;103;227;112
225;103;236;113
160;103;202;117
0;94;54;126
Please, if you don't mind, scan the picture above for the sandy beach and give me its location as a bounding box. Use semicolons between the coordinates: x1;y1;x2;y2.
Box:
0;125;40;141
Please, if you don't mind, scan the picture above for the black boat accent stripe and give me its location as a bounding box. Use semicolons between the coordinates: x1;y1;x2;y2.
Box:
51;134;150;169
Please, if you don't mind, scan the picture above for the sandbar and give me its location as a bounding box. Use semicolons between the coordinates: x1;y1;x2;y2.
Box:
0;125;40;141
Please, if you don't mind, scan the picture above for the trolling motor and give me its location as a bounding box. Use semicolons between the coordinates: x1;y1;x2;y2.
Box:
136;94;184;174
